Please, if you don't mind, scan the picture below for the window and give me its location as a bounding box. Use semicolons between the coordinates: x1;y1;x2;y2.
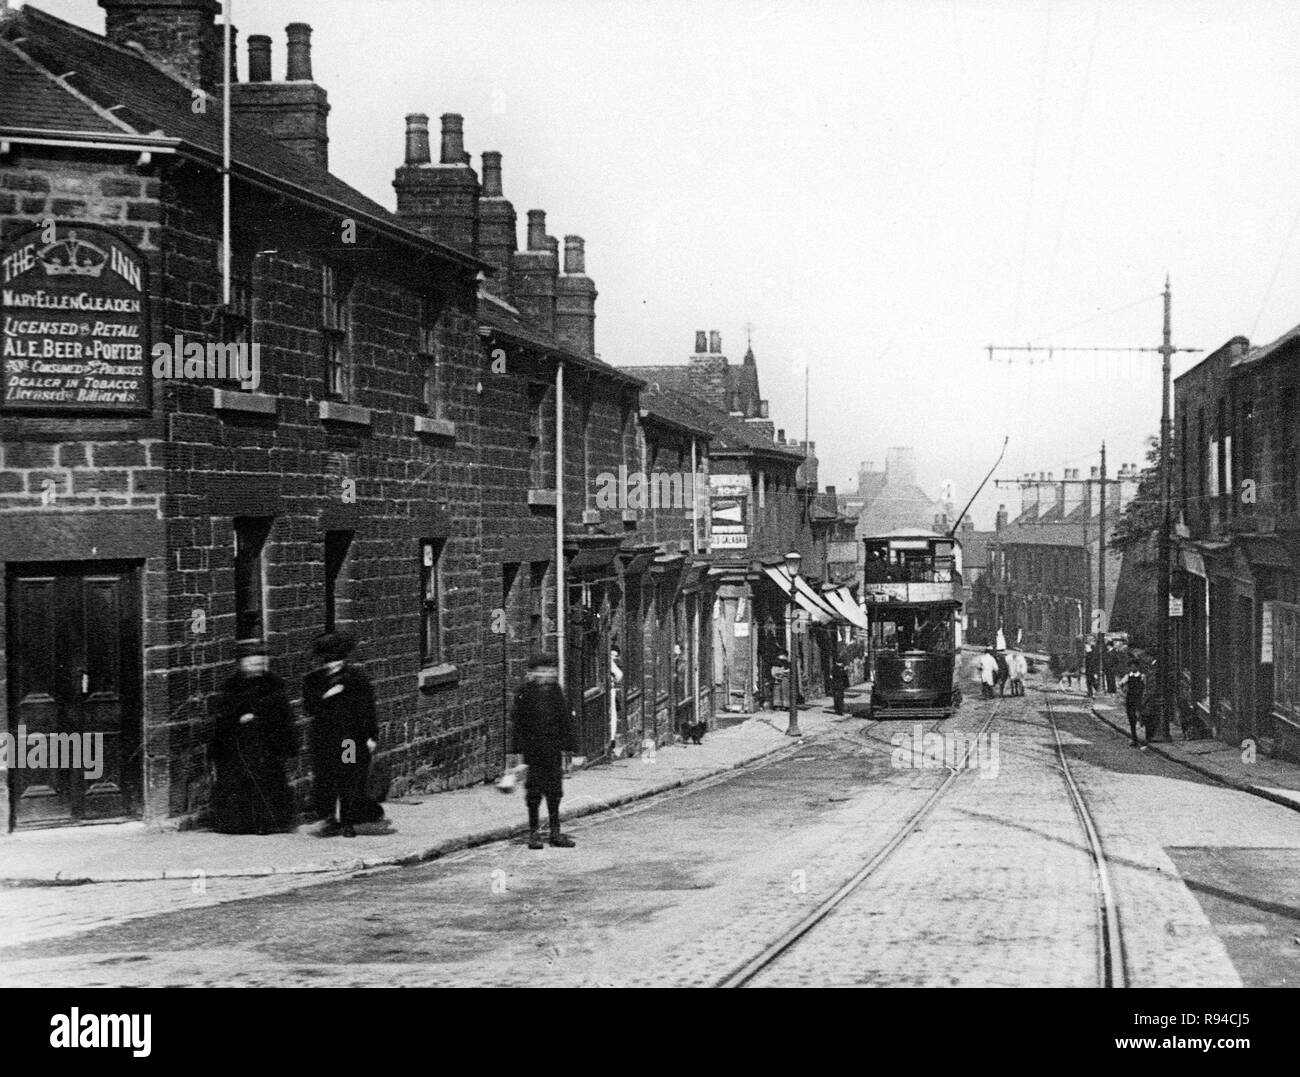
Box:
528;381;549;489
1238;399;1254;514
324;530;352;633
221;264;252;346
529;561;548;652
419;294;442;417
322;264;353;400
420;539;445;668
234;517;270;640
1282;389;1300;514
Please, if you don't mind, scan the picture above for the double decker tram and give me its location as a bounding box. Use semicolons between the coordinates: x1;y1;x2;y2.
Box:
860;529;964;719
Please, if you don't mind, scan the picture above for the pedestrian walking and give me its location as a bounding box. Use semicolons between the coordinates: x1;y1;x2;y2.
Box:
304;631;382;837
1084;641;1099;698
511;653;578;850
608;644;624;751
1103;641;1119;694
771;648;791;709
1119;658;1146;747
978;648;997;700
210;640;296;834
830;645;849;715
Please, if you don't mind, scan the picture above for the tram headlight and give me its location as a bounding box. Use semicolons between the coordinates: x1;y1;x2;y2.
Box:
901;667;915;684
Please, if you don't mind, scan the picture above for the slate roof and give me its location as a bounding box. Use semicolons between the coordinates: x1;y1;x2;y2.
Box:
629;378;803;462
0;6;484;271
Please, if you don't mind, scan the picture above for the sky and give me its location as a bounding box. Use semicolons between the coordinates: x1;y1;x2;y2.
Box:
29;0;1300;528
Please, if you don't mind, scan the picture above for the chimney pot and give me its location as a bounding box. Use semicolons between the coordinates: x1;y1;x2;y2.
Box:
404;113;431;166
760;400;769;418
695;331;707;353
563;235;586;275
285;22;312;81
777;429;785;443
481;151;503;196
546;236;559;257
247;33;271;82
709;330;722;354
526;210;547;251
440;113;465;165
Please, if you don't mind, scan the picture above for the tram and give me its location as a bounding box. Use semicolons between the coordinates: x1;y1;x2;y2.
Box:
860;529;964;719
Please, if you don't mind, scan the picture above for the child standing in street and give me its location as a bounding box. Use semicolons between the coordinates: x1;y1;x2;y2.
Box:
511;654;578;850
1119;658;1146;748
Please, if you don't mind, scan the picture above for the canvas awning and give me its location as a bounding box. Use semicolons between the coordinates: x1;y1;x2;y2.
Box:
821;585;870;630
761;565;834;624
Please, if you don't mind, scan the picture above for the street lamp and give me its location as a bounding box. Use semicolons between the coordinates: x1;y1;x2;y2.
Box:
784;550;803;737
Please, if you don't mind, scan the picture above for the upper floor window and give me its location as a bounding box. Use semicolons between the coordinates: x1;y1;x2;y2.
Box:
420;294;442;417
528;381;549;488
322;264;354;400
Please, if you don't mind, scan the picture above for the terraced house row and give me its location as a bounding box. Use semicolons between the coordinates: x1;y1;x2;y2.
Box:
0;1;849;832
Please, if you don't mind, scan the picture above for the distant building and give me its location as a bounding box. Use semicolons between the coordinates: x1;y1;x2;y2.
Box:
845;449;953;540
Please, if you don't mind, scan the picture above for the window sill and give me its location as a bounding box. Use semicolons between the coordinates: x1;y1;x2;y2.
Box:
212;388;277;417
319;400;372;427
528;489;558;507
418;663;459;691
414;415;457;440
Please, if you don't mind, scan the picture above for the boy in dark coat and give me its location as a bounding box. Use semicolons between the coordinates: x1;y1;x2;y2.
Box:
304;631;381;837
211;640;296;834
830;647;849;715
1119;659;1147;748
511;653;577;850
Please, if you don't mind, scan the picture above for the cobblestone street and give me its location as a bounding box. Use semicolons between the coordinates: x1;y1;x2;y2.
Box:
1;683;1295;988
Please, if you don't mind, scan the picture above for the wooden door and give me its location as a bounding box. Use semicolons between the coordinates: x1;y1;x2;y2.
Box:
6;562;141;827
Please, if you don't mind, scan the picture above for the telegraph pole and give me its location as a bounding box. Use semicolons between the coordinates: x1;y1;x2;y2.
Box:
987;277;1200;739
1097;442;1107;677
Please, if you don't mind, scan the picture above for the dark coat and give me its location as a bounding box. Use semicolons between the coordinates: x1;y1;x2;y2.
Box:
211;671;296;833
304;663;382;822
511;680;576;794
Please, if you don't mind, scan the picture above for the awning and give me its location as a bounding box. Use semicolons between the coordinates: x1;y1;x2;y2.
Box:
821;585;870;630
1180;547;1206;578
1238;535;1294;570
761;565;834;624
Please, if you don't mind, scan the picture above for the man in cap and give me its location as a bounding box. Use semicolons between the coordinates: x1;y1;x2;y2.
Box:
510;653;578;850
304;631;380;837
210;639;296;834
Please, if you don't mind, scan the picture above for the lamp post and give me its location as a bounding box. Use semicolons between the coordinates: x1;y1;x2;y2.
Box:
784;550;803;737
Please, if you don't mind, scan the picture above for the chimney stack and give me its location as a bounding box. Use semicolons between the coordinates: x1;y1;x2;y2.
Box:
247;32;270;82
404;113;431;166
996;504;1008;530
285;22;312;80
393;112;480;254
100;0;221;91
556;235;598;357
511;209;558;334
231;24;330;167
476;151;516;300
440;113;464;164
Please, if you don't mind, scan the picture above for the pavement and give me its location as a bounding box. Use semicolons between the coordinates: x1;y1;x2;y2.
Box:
1089;694;1300;813
0;703;839;886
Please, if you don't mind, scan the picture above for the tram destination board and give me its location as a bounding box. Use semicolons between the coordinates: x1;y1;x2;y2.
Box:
1;224;151;414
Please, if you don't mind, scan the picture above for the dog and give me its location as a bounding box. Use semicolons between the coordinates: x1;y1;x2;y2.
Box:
681;721;707;745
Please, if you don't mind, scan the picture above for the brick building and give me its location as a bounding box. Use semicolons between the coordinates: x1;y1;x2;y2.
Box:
1174;328;1300;761
980;470;1136;660
0;1;715;833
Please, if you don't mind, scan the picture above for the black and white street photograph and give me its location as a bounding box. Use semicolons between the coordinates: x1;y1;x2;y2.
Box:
0;0;1296;1037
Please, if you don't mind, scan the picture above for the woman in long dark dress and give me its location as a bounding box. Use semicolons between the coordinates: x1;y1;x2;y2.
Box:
210;640;297;834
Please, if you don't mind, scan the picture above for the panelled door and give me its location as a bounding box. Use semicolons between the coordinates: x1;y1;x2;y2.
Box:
6;562;142;827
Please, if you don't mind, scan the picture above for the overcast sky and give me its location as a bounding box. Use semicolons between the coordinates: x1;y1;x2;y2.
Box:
34;0;1300;527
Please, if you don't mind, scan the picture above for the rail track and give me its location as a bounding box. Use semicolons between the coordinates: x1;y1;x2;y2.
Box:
715;700;1002;988
716;690;1128;988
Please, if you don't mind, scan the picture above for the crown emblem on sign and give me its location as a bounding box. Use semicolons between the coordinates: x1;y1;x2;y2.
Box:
38;232;108;278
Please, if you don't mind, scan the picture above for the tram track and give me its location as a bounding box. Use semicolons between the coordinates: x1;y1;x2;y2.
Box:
715;699;1003;988
1043;693;1128;989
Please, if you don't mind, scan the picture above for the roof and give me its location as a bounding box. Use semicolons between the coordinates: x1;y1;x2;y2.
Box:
628;374;803;462
0;6;485;272
1234;322;1300;371
637;386;713;439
